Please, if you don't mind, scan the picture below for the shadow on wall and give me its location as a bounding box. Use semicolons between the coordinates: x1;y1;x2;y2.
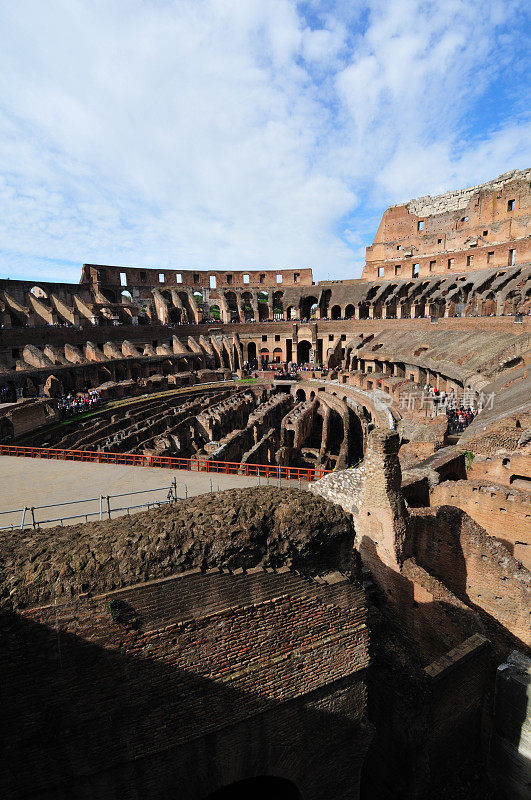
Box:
0;610;371;800
358;536;494;800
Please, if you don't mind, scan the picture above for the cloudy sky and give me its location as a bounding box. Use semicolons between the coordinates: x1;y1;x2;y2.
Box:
0;0;529;283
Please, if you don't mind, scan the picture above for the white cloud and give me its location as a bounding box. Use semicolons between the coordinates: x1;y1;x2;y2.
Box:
0;0;528;283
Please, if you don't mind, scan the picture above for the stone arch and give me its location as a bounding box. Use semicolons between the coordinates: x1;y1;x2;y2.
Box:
257;291;269;322
331;304;341;320
345;304;356;319
225;291;239;321
30;285;48;299
286;305;296;320
295;388;306;403
260;347;270;365
299;295;318;321
209;303;221;321
273;291;283;319
247;341;257;365
358;302;370;319
297;340;312;363
272;347;282;363
121;290;133;304
100;289;117;304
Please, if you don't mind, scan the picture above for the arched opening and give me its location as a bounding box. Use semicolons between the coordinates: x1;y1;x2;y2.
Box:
100;289;117;304
272;347;282;363
247;341;257;367
358;302;369;319
296;388;306;403
345;304;355;319
299;295;318;321
273;291;283;319
121;290;133;304
209;303;221;321
225;291;239;321
260;347;270;366
327;410;344;457
241;291;254;321
297;340;311;363
30;286;48;299
257;291;269;322
331;304;341;320
204;776;301;800
286;305;296;320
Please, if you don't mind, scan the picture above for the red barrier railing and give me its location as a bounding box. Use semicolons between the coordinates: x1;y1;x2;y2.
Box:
0;444;331;482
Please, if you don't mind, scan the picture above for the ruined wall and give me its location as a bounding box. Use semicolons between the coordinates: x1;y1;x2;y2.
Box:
430;479;531;569
2;567;369;800
363;168;531;280
409;506;531;647
0;487;371;800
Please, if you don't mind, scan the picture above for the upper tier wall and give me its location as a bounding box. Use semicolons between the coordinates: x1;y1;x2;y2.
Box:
363;168;530;280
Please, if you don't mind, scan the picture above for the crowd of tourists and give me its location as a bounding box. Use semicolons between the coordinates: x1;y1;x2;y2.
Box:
423;384;478;432
57;390;101;418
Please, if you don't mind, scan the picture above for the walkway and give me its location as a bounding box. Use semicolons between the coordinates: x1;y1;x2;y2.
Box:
0;456;298;530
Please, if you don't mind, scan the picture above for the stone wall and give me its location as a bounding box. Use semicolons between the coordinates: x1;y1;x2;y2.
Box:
2;567;370;800
431;479;531;569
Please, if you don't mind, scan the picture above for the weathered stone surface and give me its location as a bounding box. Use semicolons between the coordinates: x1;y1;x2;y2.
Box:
0;487;356;609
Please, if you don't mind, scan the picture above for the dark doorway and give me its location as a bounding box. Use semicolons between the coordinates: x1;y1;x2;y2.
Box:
297;340;311;363
204;776;301;799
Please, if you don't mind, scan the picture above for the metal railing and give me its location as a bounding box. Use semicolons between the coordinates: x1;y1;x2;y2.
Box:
0;479;183;532
0;444;330;482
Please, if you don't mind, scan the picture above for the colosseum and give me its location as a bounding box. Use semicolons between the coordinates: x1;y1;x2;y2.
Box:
0;169;529;800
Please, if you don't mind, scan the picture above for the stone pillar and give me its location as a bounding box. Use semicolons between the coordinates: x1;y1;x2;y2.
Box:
355;305;360;320
356;429;409;571
368;305;374;320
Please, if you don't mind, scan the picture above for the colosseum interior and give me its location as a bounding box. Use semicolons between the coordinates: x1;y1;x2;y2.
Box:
0;169;529;800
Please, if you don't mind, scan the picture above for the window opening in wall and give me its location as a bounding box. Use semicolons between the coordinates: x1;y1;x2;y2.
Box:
508;249;516;266
447;258;454;269
176;273;182;283
139;271;147;282
417;220;424;231
275;334;280;342
243;274;249;284
294;272;299;283
483;230;488;236
276;274;282;283
394;265;401;275
341;334;346;341
120;272;127;286
429;260;436;271
487;251;494;264
329;334;334;341
226;274;233;284
378;267;384;277
158;273;165;283
262;334;267;342
193;273;199;284
209;275;216;289
437;238;442;244
412;263;419;277
396;245;401;250
507;199;515;211
259;273;265;284
467;255;473;266
461;216;468;222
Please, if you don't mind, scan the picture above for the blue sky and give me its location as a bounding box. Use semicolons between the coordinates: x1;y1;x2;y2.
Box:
0;0;529;284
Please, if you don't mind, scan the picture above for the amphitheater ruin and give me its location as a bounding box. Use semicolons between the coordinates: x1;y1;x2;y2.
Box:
0;169;530;800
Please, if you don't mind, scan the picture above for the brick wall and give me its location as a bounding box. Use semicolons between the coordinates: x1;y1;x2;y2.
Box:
409;506;530;647
1;567;370;800
431;479;531;569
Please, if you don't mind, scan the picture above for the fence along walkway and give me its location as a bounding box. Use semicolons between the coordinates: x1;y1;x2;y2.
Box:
0;444;330;482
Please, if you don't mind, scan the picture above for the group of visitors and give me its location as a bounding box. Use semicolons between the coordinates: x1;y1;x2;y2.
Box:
57;390;101;418
423;384;478;431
